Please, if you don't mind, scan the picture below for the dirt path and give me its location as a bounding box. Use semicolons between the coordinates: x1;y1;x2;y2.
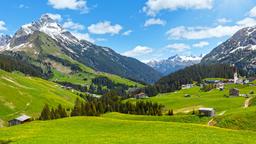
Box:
244;97;253;108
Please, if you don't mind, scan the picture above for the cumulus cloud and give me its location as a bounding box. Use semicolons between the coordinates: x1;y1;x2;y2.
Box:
88;21;123;35
0;21;7;31
249;6;256;17
143;0;213;16
166;6;256;40
71;32;95;43
167;25;242;40
192;41;209;48
122;45;153;57
63;19;84;31
144;18;166;27
236;17;256;27
122;30;132;36
48;0;88;12
166;43;190;51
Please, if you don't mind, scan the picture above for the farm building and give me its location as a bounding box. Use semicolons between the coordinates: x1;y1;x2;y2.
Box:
229;88;239;96
134;93;149;99
8;115;31;126
199;108;215;117
216;82;224;90
181;84;194;89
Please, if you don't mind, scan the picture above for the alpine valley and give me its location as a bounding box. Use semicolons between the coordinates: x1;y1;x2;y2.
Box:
2;2;256;144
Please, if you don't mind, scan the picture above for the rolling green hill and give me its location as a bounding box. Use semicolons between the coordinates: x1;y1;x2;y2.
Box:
0;70;81;126
215;106;256;131
0;116;256;144
127;84;256;114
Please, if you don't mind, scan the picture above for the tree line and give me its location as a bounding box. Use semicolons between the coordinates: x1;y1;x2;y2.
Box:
39;91;165;120
155;64;235;93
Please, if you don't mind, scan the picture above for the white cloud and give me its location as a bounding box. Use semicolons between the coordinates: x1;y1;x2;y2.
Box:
44;13;62;22
192;41;209;48
88;21;123;35
122;30;132;36
0;21;7;31
143;0;213;16
122;45;153;57
63;19;84;31
166;43;190;51
236;17;256;27
167;25;241;40
144;18;166;27
249;6;256;17
71;32;95;43
217;18;231;24
48;0;88;11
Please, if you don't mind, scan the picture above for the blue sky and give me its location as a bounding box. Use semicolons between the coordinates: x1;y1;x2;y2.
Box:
1;0;256;62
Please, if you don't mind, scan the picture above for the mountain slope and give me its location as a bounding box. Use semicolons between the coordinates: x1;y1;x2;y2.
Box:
0;70;81;125
202;26;256;75
0;14;161;83
148;55;202;75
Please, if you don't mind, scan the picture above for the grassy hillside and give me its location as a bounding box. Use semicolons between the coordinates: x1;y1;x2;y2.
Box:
127;84;256;114
0;116;256;144
0;70;81;125
215;106;256;131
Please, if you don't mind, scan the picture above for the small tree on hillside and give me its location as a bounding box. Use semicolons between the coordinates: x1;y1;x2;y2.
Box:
39;104;51;120
167;109;173;116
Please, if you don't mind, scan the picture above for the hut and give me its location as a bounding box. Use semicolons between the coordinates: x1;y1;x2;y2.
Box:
8;115;31;126
134;93;148;99
199;108;215;117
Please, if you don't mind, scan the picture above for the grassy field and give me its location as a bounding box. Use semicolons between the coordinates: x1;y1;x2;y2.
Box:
0;70;81;124
103;112;210;124
127;84;256;114
0;116;256;144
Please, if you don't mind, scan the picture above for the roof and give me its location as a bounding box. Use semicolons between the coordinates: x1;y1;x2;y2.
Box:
15;115;31;122
199;108;214;111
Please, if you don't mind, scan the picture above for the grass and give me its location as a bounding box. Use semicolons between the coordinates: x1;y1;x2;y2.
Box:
102;112;210;124
215;106;256;131
0;116;256;144
0;70;81;124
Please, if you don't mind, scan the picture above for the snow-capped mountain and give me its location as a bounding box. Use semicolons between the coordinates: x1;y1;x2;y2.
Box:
0;14;161;83
0;35;11;47
201;26;256;74
147;55;203;75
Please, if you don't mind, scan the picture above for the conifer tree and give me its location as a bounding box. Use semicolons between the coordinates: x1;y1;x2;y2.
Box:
39;104;51;120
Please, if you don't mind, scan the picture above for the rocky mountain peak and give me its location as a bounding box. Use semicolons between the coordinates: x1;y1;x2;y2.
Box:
0;35;11;46
147;55;202;75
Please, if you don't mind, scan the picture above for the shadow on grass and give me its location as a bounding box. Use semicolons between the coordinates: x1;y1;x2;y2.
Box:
0;140;12;144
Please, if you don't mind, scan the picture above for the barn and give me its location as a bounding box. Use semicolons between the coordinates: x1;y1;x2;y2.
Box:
199;108;215;117
8;115;31;126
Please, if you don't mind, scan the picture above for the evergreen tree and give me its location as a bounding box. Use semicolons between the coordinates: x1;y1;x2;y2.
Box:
39;104;51;120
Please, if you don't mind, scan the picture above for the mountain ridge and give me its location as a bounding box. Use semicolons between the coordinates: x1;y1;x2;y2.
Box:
147;55;202;75
201;26;256;75
0;14;161;83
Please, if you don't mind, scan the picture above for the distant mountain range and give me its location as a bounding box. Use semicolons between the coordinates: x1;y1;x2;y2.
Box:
0;14;161;83
147;55;203;75
201;26;256;75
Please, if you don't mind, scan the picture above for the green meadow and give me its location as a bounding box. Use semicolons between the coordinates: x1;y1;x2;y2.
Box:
127;84;256;114
1;116;256;144
0;70;81;124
